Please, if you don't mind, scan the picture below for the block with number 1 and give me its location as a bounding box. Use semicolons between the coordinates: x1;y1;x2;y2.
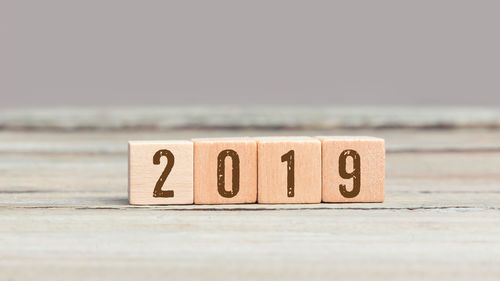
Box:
128;141;194;205
256;137;322;204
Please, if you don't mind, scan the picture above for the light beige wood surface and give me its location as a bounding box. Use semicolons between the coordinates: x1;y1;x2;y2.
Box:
256;137;322;203
0;107;499;281
193;138;257;204
128;141;193;205
317;136;385;202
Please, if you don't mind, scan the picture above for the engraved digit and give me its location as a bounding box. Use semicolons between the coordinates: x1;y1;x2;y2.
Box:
153;149;175;198
338;149;360;198
281;150;295;197
217;149;240;198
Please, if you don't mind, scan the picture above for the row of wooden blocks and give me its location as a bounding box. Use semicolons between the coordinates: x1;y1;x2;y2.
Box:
128;136;385;205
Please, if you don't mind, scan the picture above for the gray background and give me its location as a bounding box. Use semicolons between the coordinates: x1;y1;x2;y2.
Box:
2;0;499;107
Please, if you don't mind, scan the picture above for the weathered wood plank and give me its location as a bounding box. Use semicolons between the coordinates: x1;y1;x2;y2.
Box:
0;208;499;281
0;151;499;209
1;106;499;130
1;129;500;154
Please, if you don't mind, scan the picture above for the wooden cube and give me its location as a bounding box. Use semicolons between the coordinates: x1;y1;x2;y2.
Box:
193;138;257;204
316;136;385;202
256;137;321;204
128;141;193;205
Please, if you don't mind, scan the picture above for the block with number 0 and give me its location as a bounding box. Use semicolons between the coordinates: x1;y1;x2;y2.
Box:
316;136;385;202
193;138;257;204
256;137;322;204
128;141;194;205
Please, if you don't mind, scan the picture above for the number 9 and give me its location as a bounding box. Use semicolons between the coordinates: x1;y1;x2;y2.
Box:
338;149;360;198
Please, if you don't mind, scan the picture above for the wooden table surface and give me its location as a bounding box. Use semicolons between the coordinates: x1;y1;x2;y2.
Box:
1;107;499;281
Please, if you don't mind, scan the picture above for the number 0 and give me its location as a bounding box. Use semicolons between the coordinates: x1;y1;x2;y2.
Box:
217;149;240;198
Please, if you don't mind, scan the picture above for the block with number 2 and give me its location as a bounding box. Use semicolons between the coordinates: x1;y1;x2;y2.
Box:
128;141;194;205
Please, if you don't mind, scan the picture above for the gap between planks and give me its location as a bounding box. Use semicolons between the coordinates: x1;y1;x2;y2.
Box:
1;204;497;212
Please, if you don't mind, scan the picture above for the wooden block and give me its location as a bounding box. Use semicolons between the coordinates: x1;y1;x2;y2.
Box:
193;138;257;204
256;137;321;204
128;141;193;205
316;136;385;202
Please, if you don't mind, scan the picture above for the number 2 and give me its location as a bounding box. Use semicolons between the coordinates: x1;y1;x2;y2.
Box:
153;149;175;198
338;149;360;198
281;150;295;197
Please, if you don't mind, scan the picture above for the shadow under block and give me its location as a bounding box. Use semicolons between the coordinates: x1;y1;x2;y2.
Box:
193;138;257;204
316;136;385;203
256;137;322;204
128;141;194;205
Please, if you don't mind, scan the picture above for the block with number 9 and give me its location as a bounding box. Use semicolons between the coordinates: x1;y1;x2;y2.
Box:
316;136;385;203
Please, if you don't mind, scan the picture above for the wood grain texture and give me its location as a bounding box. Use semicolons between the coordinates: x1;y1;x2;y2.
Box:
128;141;193;205
317;136;385;202
2;106;500;130
1;128;500;154
193;138;257;204
256;137;321;203
0;107;500;281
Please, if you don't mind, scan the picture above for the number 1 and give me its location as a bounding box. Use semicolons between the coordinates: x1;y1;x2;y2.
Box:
281;150;295;197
